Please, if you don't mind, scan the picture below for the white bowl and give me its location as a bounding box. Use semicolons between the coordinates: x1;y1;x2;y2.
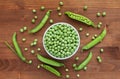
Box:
43;22;80;60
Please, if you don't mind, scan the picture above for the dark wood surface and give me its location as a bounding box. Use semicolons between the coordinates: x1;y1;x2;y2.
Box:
0;0;120;79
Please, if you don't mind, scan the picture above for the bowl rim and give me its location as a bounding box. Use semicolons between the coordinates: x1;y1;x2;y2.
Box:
43;22;80;60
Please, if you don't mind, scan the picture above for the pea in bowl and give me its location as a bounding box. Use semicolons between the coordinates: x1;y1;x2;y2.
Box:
43;22;80;60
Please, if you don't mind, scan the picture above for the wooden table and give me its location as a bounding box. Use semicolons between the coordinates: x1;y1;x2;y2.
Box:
0;0;120;79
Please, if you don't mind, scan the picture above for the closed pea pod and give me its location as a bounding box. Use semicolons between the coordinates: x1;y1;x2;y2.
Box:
36;54;64;67
65;11;95;27
82;26;107;51
40;64;61;77
74;51;92;71
12;32;31;64
29;10;52;33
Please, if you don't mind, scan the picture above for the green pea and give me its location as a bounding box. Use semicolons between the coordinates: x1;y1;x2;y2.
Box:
40;6;45;11
20;28;24;33
31;19;35;24
73;63;77;68
58;12;62;16
22;38;26;42
30;42;34;46
86;33;90;37
34;39;38;42
83;5;88;11
59;1;64;6
34;16;38;20
66;74;70;78
65;68;69;72
24;48;28;51
57;7;61;11
98;22;102;25
96;12;101;17
33;41;37;45
92;36;95;40
94;34;98;38
49;19;54;24
100;48;104;53
75;57;79;61
37;48;41;51
97;56;102;63
102;12;106;17
32;9;36;13
31;50;35;54
76;74;80;77
97;24;101;29
79;27;83;32
37;65;40;69
23;26;27;31
83;66;87;71
28;60;33;64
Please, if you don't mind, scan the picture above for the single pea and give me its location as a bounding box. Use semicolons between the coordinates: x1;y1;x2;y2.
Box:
22;38;26;42
83;66;87;71
30;42;34;46
75;57;79;61
96;12;101;17
76;74;80;77
98;22;102;25
37;48;41;51
34;39;38;42
24;47;28;51
34;16;38;20
32;9;36;13
31;50;35;54
31;19;35;24
97;24;101;29
33;41;37;45
102;12;106;17
100;48;104;53
65;74;70;78
83;5;88;11
59;1;64;6
40;6;45;11
37;65;40;69
58;12;62;16
79;27;83;32
28;60;33;64
72;63;77;68
92;36;95;40
94;34;98;38
49;19;54;24
65;68;69;72
86;33;90;37
57;7;61;11
20;28;24;33
23;26;27;31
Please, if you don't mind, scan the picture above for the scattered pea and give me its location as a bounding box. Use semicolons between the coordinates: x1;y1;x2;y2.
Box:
24;47;28;51
40;6;45;11
73;63;77;68
33;41;37;45
92;36;95;40
75;57;79;61
66;74;70;78
97;24;101;29
32;19;35;24
102;12;106;17
98;22;102;25
34;39;38;42
31;50;35;54
32;9;36;13
20;29;24;33
59;1;64;6
97;56;102;63
79;27;83;32
100;48;104;53
23;26;27;31
34;16;38;20
96;12;101;17
83;5;88;11
76;74;80;77
30;42;34;46
58;12;62;16
57;7;61;11
86;33;90;37
22;38;26;42
94;34;98;38
37;65;40;69
83;66;87;71
49;19;54;24
65;68;69;72
28;60;33;64
37;48;41;51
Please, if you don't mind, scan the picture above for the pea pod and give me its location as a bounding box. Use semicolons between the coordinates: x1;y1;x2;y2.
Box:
40;64;61;77
29;10;52;33
36;54;64;67
65;11;95;27
74;51;92;71
82;27;107;51
12;32;31;64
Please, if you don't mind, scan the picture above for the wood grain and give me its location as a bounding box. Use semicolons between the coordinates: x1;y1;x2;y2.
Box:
0;0;120;79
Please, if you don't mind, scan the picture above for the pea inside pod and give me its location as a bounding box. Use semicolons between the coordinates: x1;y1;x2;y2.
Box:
65;11;95;27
